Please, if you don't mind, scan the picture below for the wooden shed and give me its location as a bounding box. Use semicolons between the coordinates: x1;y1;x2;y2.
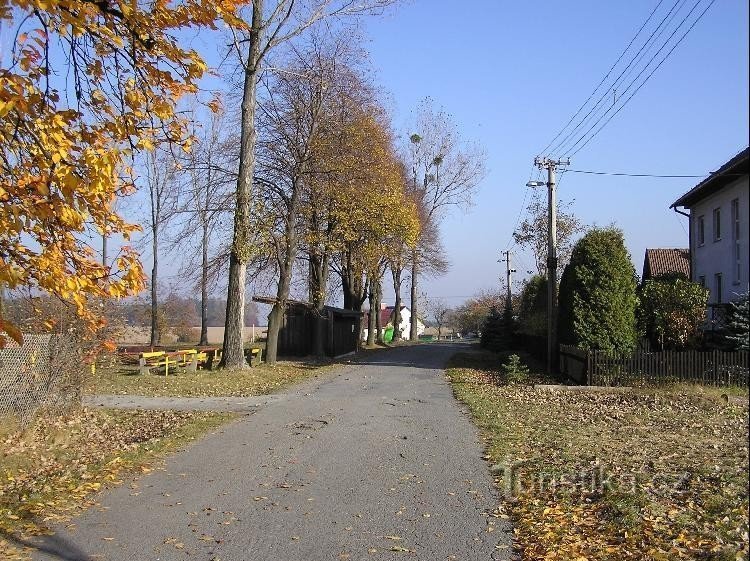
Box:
253;297;362;358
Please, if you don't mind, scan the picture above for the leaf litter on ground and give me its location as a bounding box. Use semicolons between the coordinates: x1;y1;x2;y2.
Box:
447;349;749;561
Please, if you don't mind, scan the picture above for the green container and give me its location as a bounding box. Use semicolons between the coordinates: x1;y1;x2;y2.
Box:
383;326;394;343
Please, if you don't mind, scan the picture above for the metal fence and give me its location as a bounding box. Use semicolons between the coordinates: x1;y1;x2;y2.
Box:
0;334;82;423
559;344;749;387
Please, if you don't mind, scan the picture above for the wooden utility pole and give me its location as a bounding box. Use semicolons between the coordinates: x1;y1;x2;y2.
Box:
501;250;515;310
533;156;569;375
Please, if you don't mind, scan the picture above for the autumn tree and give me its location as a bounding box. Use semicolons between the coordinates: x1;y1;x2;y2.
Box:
298;55;417;353
168;108;236;345
512;196;586;276
221;0;399;368
141;150;178;346
256;31;364;364
452;289;504;336
405;98;485;341
0;0;238;347
428;298;452;340
328;114;419;329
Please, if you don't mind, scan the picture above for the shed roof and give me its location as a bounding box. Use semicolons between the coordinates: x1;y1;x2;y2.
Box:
252;296;363;317
642;248;690;281
671;147;749;209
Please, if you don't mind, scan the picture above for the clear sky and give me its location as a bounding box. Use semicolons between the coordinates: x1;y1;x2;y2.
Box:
358;0;749;309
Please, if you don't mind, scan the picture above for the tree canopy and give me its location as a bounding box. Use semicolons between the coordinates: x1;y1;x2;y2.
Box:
0;0;242;346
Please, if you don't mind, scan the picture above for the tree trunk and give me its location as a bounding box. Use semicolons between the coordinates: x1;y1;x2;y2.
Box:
366;281;376;346
375;279;383;343
392;266;402;342
409;256;419;340
199;221;209;346
266;180;303;365
309;250;329;357
266;303;283;362
150;228;159;347
221;0;263;369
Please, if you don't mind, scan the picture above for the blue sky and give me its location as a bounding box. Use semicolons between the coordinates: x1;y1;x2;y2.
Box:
359;0;749;308
104;0;748;314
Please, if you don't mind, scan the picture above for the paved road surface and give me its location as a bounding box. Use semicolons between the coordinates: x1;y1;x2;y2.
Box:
29;343;513;560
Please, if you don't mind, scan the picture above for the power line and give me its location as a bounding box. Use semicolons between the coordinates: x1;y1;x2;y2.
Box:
564;0;715;158
551;0;693;156
546;0;685;156
552;0;691;156
566;0;716;158
566;169;708;178
540;0;669;156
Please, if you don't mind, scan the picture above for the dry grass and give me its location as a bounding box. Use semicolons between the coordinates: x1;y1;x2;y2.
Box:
447;349;749;560
0;407;235;560
85;359;334;397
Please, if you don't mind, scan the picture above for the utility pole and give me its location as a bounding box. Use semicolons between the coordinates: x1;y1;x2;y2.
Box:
533;156;569;375
501;250;515;311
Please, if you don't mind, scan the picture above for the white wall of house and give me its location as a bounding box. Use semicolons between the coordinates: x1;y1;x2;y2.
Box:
361;306;425;341
394;307;425;339
689;175;749;304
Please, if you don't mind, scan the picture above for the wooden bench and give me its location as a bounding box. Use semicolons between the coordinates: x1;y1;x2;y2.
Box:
246;347;263;366
138;351;179;376
173;349;211;372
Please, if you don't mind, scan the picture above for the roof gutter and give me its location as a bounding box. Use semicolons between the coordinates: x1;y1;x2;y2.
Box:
672;206;689;218
671;206;692;281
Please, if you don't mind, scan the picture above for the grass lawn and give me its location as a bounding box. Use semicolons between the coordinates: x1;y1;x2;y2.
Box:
447;348;749;560
0;407;235;560
85;358;335;397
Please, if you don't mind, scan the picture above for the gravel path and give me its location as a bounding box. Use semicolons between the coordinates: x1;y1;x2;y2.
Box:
30;343;513;561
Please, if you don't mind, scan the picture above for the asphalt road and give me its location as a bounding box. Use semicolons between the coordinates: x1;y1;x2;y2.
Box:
30;343;513;561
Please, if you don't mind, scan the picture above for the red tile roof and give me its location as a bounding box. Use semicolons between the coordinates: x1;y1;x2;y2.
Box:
642;248;690;281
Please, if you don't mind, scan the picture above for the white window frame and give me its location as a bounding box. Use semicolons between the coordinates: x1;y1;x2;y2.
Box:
713;207;721;242
731;198;741;283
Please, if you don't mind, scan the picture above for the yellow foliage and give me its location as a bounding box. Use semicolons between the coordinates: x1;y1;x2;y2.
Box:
0;0;247;347
306;106;420;276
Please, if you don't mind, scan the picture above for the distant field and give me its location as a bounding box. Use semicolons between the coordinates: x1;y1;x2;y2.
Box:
117;326;268;345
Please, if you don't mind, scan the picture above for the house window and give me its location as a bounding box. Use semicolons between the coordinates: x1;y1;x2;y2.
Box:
697;215;705;245
715;273;723;304
713;207;721;241
698;275;705;288
732;198;741;282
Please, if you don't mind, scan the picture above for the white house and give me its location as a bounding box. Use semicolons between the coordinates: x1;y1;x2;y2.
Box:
363;304;425;341
671;147;749;324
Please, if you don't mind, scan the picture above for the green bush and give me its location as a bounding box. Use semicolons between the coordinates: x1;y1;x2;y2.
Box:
501;354;530;384
558;227;638;351
638;276;708;350
481;305;513;351
516;275;547;336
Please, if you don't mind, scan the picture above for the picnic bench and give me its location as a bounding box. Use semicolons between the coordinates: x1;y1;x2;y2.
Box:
138;351;179;376
136;346;259;375
246;347;263;366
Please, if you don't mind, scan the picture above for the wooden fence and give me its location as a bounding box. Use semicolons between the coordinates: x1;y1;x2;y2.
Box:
559;345;749;387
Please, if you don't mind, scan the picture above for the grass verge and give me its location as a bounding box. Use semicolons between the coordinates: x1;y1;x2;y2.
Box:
447;348;749;560
85;359;334;397
0;407;235;559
